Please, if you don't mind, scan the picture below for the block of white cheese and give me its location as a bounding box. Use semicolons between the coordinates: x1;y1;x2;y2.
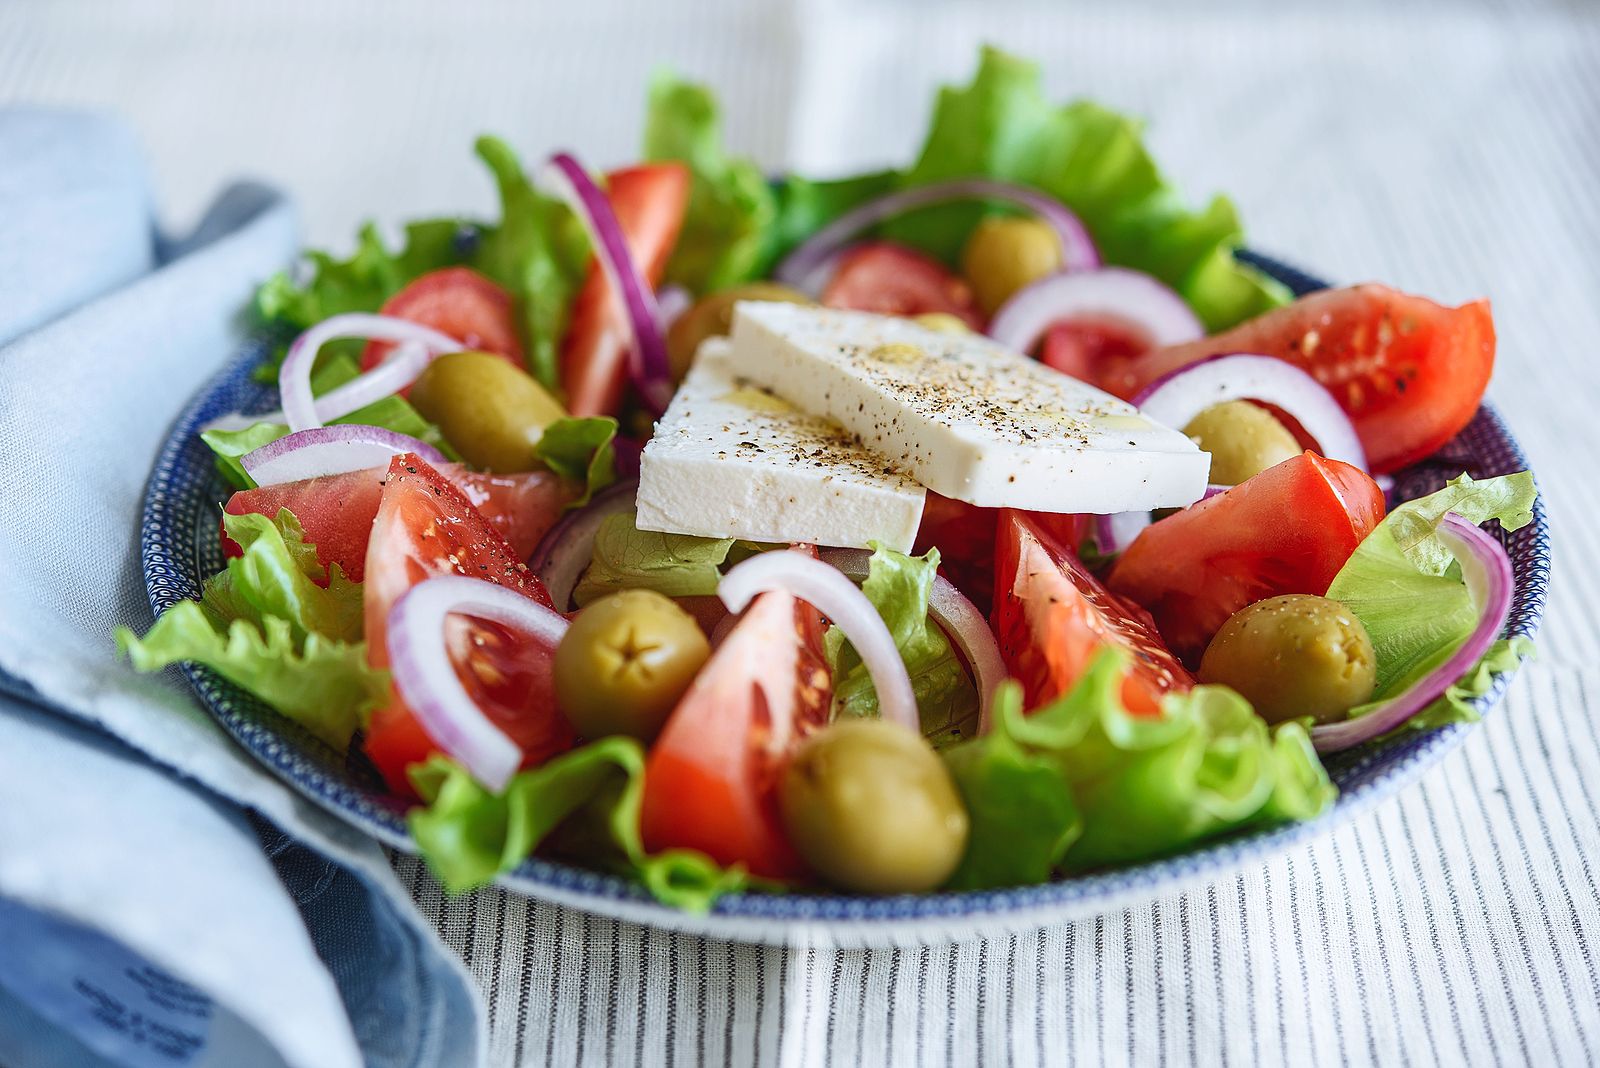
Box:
636;339;927;551
727;303;1211;512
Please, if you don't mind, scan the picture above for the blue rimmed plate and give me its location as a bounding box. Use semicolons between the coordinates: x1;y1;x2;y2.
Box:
139;257;1550;947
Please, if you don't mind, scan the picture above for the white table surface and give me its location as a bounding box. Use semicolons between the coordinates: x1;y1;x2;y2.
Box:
5;0;1597;1063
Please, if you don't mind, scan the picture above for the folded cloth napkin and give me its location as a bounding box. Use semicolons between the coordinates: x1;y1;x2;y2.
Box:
0;109;484;1068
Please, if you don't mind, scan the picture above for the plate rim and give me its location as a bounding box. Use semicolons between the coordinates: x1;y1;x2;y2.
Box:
138;255;1551;941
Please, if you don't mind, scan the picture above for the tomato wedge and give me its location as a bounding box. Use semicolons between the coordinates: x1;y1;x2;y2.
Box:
360;267;524;378
1081;285;1495;473
641;586;831;879
1108;452;1385;665
994;509;1192;716
224;464;572;581
1038;317;1154;382
361;454;569;796
560;163;690;417
821;242;983;328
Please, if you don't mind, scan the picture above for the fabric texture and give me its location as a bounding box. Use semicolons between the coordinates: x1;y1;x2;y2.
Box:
0;111;484;1068
2;0;1598;1064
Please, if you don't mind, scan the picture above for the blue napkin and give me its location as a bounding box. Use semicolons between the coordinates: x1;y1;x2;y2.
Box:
0;109;483;1068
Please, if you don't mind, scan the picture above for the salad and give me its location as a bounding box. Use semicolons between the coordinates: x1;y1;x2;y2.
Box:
119;48;1536;910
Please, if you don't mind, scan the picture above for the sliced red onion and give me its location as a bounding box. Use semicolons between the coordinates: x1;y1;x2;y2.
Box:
1132;354;1368;475
1090;484;1228;557
988;267;1203;356
1312;515;1514;752
719;550;918;733
241;425;445;486
541;153;673;414
279;314;463;432
656;284;692;334
820;548;1006;735
386;575;570;791
773;179;1099;295
528;480;639;611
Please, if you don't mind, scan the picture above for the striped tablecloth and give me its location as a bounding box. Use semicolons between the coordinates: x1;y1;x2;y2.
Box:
5;0;1596;1062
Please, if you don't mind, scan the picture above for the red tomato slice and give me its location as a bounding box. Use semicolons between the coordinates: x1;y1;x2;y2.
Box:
1038;316;1153;382
361;454;569;797
1107;452;1385;665
914;492;1000;612
993;510;1192;716
1083;285;1495;473
820;242;984;328
641;586;831;879
224;464;572;581
560;163;690;417
360;267;524;380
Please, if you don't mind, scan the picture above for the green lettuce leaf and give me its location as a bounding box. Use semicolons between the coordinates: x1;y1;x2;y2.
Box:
532;416;618;508
115;509;386;748
1327;472;1535;695
942;651;1334;889
472;136;589;389
813;47;1285;330
254;138;588;391
644;73;779;293
203;352;454;490
823;544;979;747
1326;472;1537;728
255;219;471;331
572;511;737;606
408;740;746;909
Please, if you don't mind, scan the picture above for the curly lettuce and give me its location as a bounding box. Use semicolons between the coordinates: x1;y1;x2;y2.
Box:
116;510;387;748
824;544;979;747
942;651;1334;890
408;739;745;909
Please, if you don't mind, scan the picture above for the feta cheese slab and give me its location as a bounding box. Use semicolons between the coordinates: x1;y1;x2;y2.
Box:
636;339;927;551
728;303;1211;512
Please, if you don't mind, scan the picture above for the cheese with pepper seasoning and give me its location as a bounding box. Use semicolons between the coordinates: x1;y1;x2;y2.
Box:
635;338;927;551
727;303;1211;512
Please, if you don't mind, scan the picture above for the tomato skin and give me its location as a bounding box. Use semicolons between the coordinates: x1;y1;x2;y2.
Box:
1038;317;1152;382
1085;285;1494;474
993;510;1193;716
560;164;690;417
361;454;568;797
641;585;831;879
821;242;984;328
1107;452;1385;665
223;464;571;580
360;267;524;379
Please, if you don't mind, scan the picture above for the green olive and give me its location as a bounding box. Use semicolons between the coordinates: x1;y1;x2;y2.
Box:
912;312;973;335
1183;401;1303;485
666;283;811;380
553;590;710;742
960;216;1063;316
780;719;968;893
1198;594;1377;724
409;351;566;473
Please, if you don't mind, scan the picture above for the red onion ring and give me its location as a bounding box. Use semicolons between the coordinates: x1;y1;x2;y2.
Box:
1090;484;1228;557
988;267;1203;357
527;479;639;610
1132;354;1369;475
719;550;919;733
240;425;445;486
279;314;463;432
773;179;1099;295
541;153;674;414
386;575;569;791
1311;515;1514;752
820;548;1006;735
